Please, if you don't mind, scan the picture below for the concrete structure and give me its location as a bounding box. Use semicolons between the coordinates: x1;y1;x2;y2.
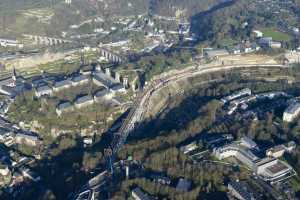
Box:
240;136;258;149
74;95;94;109
132;187;154;200
71;75;89;86
94;89;111;102
99;48;123;63
259;37;273;47
204;49;229;59
255;157;294;182
266;145;286;158
110;84;126;93
221;88;252;104
35;85;53;97
0;38;23;48
283;102;300;122
92;72;119;89
65;0;72;4
253;30;263;38
15;133;39;146
0;69;26;97
228;180;261;200
53;79;72;92
284;141;296;153
180;142;198;154
20;167;41;182
56;102;73;116
0;127;14;144
270;41;282;49
176;178;192;192
150;174;171;185
0;164;10;176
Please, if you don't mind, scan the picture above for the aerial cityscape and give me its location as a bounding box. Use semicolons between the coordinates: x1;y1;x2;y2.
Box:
2;0;300;199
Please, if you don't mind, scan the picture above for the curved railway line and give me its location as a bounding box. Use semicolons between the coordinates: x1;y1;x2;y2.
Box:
73;63;287;200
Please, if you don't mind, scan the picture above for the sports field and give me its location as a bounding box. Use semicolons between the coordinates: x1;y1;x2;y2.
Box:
262;28;291;42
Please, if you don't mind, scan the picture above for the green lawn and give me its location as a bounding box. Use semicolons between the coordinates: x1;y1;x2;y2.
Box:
261;28;291;42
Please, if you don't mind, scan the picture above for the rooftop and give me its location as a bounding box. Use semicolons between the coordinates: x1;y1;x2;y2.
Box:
205;49;229;58
176;178;192;192
36;85;52;92
228;181;261;200
132;187;154;200
94;88;109;98
93;72;117;88
72;75;89;83
110;84;125;91
266;161;289;174
16;132;39;141
54;79;71;88
285;102;300;114
75;95;93;104
57;102;73;110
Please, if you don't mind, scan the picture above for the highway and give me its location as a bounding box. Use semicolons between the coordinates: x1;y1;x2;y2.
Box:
72;63;286;200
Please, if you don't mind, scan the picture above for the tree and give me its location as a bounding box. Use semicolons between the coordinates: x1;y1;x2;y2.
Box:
58;137;76;151
82;152;103;171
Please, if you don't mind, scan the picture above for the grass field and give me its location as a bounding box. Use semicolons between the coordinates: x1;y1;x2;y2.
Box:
261;28;291;42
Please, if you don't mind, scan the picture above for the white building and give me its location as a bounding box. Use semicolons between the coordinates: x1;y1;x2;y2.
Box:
283;102;300;122
253;30;263;38
214;137;295;182
221;88;252;104
15;133;40;146
266;145;286;158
